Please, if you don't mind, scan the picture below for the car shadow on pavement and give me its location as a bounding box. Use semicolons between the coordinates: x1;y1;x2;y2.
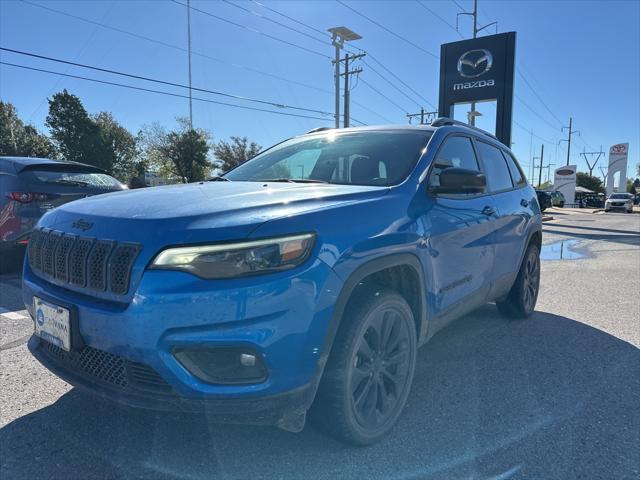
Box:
1;306;638;480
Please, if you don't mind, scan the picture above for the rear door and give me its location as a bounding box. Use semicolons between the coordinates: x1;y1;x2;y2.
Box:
474;140;530;298
421;134;497;324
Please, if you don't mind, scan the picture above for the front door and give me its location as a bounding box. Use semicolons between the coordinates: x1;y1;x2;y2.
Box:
419;135;497;327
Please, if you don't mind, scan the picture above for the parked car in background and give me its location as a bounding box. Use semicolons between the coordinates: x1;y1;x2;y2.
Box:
23;120;542;445
549;190;565;207
536;190;552;211
604;192;634;213
0;157;126;271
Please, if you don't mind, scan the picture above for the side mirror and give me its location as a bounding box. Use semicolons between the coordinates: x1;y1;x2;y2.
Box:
429;168;486;194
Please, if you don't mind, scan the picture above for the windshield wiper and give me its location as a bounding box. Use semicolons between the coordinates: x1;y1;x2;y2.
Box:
45;179;90;186
256;178;328;184
207;176;230;182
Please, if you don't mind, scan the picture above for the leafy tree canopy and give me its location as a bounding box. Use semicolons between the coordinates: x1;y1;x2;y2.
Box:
576;172;605;194
212;136;261;173
0;101;56;158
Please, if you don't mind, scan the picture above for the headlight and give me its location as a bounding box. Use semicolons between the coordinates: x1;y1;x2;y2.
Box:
150;233;315;279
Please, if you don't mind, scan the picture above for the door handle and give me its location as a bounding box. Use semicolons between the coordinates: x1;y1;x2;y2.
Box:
482;206;496;216
520;199;529;207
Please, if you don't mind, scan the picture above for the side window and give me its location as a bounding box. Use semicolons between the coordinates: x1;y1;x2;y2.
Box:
428;136;479;187
476;141;514;192
502;150;527;186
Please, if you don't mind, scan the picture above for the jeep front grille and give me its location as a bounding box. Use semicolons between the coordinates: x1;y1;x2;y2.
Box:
28;228;141;296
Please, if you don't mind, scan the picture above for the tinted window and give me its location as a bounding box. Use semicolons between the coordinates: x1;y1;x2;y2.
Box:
225;131;431;186
476;141;514;192
502;150;526;186
428;136;479;187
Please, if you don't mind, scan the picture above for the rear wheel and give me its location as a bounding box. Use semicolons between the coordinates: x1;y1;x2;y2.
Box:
496;243;540;319
310;287;417;445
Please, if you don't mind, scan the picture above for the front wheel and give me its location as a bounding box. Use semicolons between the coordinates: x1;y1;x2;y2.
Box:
496;243;540;319
310;288;417;445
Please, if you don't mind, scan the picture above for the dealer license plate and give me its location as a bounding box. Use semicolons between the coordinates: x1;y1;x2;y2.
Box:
33;296;71;352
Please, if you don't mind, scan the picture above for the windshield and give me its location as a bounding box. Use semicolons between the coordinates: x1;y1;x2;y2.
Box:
26;169;123;188
224;130;431;186
609;193;631;199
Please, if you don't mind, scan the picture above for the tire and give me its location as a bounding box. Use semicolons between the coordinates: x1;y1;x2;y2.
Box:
559;202;564;208
310;287;417;445
496;243;540;319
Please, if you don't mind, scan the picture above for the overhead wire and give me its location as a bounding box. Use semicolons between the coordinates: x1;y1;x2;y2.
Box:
0;61;334;121
335;0;439;59
169;0;331;59
19;0;334;96
0;47;334;116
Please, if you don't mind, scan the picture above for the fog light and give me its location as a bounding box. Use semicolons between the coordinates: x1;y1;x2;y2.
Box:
173;346;267;385
240;353;256;367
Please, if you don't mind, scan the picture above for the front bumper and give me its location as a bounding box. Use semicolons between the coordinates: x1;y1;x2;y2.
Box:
605;203;633;211
23;258;342;424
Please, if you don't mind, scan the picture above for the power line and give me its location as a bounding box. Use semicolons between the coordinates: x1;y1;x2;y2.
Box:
170;0;331;59
516;95;562;131
0;61;333;122
359;77;409;114
0;47;334;117
451;0;467;12
513;120;556;144
516;69;564;126
335;0;439;59
362;60;422;110
415;0;463;38
251;0;331;38
220;0;330;46
19;0;333;95
366;54;437;109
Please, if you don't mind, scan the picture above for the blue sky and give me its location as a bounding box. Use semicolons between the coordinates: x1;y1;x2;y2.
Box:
1;0;638;181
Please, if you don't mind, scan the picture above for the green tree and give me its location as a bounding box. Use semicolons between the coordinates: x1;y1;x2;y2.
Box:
46;90;101;167
158;120;211;183
627;178;637;195
576;172;605;194
212;136;261;173
538;180;553;190
93;112;138;181
0;101;56;157
45;90;139;182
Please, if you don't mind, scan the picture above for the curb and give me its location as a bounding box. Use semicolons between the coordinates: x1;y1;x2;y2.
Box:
542;215;554;222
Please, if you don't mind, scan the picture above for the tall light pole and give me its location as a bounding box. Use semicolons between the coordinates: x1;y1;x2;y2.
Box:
328;27;362;128
457;0;497;126
186;0;193;129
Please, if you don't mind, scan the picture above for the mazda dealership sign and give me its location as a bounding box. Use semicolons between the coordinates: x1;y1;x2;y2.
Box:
439;32;516;146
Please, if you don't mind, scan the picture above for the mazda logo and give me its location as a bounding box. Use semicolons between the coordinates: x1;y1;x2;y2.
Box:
457;49;493;78
72;219;94;232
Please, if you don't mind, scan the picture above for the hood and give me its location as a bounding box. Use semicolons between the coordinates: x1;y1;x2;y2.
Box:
38;181;390;243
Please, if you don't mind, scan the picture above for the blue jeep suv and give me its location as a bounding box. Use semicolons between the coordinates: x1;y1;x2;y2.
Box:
23;119;542;445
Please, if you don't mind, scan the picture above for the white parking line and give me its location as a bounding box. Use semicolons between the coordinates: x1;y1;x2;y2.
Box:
0;309;29;320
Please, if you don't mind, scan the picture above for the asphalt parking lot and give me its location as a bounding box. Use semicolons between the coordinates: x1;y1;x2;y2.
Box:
1;211;639;480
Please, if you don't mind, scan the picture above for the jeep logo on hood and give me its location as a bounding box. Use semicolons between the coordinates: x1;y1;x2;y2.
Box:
72;219;94;232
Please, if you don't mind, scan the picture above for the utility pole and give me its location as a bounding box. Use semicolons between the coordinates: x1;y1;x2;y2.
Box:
328;27;362;128
407;109;437;124
599;165;608;188
546;163;556;183
580;146;605;177
340;52;364;128
456;0;497;126
529;129;534;181
186;0;193;129
561;117;579;166
536;144;545;187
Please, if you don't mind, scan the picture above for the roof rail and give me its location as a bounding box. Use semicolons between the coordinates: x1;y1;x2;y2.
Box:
429;117;499;140
305;126;334;134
